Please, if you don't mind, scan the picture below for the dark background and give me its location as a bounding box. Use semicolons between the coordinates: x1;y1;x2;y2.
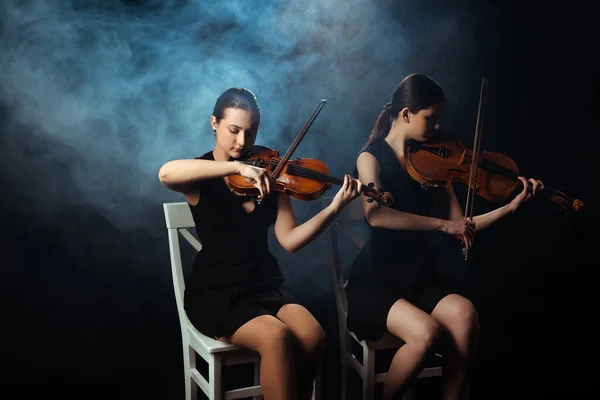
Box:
2;0;597;398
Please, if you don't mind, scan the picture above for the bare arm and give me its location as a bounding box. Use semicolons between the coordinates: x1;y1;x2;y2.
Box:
273;175;361;253
158;159;241;193
273;194;339;253
446;185;465;222
471;203;515;231
446;184;511;231
445;176;543;232
158;158;274;205
356;152;448;232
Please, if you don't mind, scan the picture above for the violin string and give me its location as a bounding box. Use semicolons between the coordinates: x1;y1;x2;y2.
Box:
245;158;342;184
282;164;382;198
241;158;383;200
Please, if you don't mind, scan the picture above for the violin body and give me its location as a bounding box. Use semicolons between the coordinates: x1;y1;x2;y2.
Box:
406;138;520;202
229;99;391;207
227;147;331;201
406;135;584;213
227;146;394;207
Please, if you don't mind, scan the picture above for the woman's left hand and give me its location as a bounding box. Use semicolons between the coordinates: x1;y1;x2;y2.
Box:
510;176;545;211
331;174;362;211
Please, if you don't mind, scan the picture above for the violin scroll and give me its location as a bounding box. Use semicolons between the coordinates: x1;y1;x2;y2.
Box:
548;189;585;214
364;182;394;208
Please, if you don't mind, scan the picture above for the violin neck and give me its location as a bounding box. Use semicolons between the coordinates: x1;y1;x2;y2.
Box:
238;159;342;184
478;159;566;196
477;158;518;181
286;163;343;185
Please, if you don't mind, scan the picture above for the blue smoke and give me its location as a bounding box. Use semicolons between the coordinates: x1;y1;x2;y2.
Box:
0;0;497;306
1;0;488;232
0;0;421;229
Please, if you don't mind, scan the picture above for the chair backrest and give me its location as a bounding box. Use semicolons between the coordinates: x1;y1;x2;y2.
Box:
163;202;202;330
324;197;367;326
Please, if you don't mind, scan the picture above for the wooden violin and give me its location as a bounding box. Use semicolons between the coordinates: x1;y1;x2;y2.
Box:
405;133;584;214
226;99;393;207
405;78;584;259
228;146;394;207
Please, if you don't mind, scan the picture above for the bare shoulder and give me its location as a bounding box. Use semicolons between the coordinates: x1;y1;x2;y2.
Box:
357;151;380;175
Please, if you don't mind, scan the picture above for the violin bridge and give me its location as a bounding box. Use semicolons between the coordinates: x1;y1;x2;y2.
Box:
460;151;471;165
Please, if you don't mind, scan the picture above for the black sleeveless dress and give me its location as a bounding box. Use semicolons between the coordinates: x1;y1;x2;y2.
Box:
346;137;454;341
183;148;297;339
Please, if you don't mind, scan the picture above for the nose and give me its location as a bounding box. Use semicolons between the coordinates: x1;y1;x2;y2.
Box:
237;131;246;147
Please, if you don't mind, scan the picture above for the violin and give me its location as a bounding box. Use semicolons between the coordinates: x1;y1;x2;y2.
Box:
405;77;584;260
227;146;394;207
405;133;584;214
225;99;393;207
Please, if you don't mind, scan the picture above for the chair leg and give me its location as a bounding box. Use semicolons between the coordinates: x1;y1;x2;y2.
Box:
312;354;323;400
362;346;375;400
253;360;262;400
340;333;351;400
183;343;197;400
208;356;223;400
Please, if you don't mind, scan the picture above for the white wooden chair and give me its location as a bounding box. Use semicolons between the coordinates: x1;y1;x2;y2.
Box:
164;201;321;400
324;197;444;400
164;202;262;400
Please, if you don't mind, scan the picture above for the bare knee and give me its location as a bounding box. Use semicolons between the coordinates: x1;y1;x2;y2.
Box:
295;324;326;355
455;299;479;332
258;323;293;355
410;318;441;351
393;317;440;352
229;317;293;357
386;300;441;352
440;297;479;337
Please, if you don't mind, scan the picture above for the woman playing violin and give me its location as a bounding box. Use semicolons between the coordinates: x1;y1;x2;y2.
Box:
158;87;362;400
346;73;544;400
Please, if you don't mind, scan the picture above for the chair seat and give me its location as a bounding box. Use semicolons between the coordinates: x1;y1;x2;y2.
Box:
186;323;259;356
351;331;407;350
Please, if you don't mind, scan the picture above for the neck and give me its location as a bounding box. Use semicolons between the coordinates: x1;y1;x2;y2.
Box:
212;145;230;162
384;125;408;157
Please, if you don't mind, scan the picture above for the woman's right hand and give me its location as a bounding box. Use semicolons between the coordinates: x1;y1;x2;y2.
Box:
237;162;275;198
442;218;476;249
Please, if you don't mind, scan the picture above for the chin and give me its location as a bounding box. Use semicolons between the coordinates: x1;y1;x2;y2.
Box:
232;151;251;160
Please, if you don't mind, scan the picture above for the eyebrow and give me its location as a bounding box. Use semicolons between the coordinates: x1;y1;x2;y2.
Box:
227;124;257;130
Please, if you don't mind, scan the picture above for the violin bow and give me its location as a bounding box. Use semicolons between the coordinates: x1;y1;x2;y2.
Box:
463;77;488;260
271;99;327;179
254;99;327;204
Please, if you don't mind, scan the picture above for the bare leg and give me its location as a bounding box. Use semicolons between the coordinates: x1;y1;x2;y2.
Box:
431;294;479;400
383;299;441;400
222;315;297;400
277;304;326;400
